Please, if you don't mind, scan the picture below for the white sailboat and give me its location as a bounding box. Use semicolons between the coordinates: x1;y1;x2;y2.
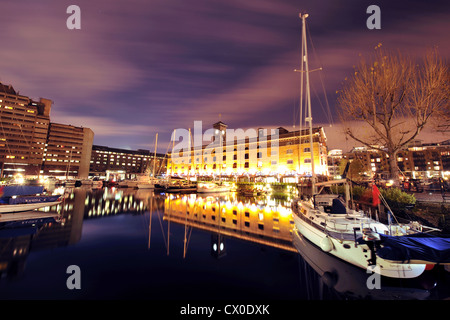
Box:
291;13;432;279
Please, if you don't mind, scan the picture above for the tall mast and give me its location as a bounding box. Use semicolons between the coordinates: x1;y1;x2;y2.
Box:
152;133;158;179
300;13;316;195
298;15;305;176
171;129;176;176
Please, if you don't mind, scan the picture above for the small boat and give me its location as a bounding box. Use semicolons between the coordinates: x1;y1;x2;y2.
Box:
197;182;230;193
63;179;76;188
76;178;96;187
136;176;156;189
0;185;62;214
91;178;103;189
137;181;155;189
118;179;139;188
160;177;197;193
0;200;62;214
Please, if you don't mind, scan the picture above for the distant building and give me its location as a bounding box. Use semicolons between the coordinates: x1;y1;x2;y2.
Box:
89;145;167;180
327;149;343;178
42;123;94;179
167;121;328;179
342;140;450;180
0;82;94;179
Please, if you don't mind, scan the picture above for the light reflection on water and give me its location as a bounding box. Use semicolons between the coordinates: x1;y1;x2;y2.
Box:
0;187;448;300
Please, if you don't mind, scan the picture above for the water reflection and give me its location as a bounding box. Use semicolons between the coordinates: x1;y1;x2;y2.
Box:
163;192;296;256
0;187;448;300
0;187;152;280
293;230;436;300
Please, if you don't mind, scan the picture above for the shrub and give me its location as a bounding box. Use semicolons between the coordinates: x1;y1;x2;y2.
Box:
380;187;416;207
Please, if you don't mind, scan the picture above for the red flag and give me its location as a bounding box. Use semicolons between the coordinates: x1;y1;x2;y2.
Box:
372;184;380;207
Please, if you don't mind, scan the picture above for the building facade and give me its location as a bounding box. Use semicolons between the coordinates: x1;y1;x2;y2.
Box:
0;83;51;177
167;122;328;179
0;82;94;179
89;145;167;180
340;140;450;180
42;123;94;179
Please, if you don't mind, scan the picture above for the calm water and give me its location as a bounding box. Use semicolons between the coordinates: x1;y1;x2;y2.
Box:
0;187;448;303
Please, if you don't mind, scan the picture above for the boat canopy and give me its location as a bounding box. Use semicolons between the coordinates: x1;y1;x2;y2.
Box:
376;233;450;264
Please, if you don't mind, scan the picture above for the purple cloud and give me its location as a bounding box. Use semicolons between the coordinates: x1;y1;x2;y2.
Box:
0;0;448;152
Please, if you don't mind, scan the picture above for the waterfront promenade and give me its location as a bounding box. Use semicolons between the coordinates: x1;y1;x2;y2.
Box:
414;191;450;203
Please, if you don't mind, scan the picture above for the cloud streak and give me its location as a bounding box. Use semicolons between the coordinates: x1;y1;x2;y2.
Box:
0;0;448;152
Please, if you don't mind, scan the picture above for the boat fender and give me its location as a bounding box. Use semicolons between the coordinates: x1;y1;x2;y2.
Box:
320;236;333;252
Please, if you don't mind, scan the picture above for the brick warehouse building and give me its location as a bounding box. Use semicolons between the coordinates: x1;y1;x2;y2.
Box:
167;121;329;179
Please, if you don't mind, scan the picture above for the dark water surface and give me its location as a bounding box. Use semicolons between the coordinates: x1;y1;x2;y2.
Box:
0;188;448;305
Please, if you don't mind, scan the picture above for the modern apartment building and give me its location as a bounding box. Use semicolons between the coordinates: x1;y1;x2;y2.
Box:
340;140;450;180
167;121;329;179
89;145;167;180
42;123;94;178
0;82;94;179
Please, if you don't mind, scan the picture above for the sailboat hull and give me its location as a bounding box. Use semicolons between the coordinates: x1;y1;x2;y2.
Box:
0;200;62;213
292;210;426;279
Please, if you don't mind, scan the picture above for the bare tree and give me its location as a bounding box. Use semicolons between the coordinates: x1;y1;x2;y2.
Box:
436;87;450;133
337;46;449;185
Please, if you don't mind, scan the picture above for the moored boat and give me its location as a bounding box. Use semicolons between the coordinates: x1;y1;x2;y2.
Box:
290;13;439;279
166;179;197;193
292;193;428;278
118;179;139;188
137;180;155;189
197;182;230;193
0;185;62;213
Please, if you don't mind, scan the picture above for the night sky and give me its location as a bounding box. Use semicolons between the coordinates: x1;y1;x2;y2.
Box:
1;0;449;152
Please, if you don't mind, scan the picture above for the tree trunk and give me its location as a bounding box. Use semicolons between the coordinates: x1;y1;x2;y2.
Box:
388;150;400;186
